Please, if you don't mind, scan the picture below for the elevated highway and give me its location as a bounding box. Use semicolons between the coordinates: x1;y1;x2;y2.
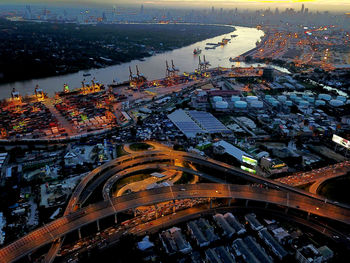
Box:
2;183;350;263
28;147;350;262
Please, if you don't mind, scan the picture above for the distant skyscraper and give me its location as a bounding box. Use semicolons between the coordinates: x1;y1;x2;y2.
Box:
301;4;305;14
63;10;68;21
140;4;144;14
24;5;32;20
211;6;214;14
102;12;107;22
275;8;279;15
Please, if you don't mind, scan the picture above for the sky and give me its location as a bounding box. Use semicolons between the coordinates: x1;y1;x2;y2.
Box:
1;0;349;12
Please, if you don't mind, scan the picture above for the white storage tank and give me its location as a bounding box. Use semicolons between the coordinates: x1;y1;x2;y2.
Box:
336;96;346;102
215;100;228;109
294;97;302;103
299;100;309;107
290;94;298;100
231;95;240;102
246;96;258;102
306;97;315;103
234;101;248;109
277;95;287;102
315;100;326;106
270;100;279;107
285;100;293;107
329;99;344;107
318;94;332;101
250;101;264;108
302;93;310;99
213;96;223;102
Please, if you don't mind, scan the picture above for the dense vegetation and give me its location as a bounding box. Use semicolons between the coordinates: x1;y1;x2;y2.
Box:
0;19;232;83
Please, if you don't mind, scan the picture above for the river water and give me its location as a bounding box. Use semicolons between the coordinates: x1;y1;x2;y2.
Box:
0;26;265;99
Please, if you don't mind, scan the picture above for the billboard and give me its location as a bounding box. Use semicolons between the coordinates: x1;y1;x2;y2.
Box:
241;165;256;174
242;155;258;166
332;134;350;149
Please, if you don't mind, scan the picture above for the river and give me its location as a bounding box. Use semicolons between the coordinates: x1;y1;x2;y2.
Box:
0;25;265;99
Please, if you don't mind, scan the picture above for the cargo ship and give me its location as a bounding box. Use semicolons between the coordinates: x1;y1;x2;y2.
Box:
193;48;202;55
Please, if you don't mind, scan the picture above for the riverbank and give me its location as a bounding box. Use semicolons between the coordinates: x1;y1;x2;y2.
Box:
0;20;233;84
0;26;263;99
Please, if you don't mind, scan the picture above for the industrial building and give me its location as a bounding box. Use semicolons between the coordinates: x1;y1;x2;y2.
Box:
245;213;264;231
258;228;288;260
223;213;246;235
168;109;230;138
159;227;192;255
213;214;235;238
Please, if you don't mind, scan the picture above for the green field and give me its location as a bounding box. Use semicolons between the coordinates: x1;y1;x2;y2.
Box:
129;142;153;151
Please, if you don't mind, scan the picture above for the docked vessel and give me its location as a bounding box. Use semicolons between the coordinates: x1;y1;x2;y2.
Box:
193;48;202;55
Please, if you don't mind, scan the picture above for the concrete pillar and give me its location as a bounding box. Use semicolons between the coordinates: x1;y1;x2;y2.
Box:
210;198;213;209
245;200;249;207
133;208;137;217
284;207;289;214
307;212;310;220
172;200;176;213
114;213;118;224
97;219;100;232
265;202;269;208
78;228;82;239
228;198;232;207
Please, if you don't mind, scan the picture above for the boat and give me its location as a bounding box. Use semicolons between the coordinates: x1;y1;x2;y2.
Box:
231;34;238;38
83;73;91;77
193;48;202;55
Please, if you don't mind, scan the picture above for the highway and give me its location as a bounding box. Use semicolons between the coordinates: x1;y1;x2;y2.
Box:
30;146;350;262
1;183;350;262
102;163;227;200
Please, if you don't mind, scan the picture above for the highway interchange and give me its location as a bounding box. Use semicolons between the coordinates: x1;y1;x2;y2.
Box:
1;142;350;262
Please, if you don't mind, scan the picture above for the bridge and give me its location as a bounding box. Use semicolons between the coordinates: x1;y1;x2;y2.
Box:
2;183;350;262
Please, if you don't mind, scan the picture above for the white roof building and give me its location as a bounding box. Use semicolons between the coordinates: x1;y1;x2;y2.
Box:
213;140;252;162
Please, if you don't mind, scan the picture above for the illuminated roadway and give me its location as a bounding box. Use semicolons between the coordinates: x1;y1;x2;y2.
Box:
2;183;350;263
21;146;350;262
45;147;350;262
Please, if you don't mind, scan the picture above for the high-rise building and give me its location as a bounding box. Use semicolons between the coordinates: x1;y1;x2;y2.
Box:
301;4;305;14
24;5;32;20
140;4;144;14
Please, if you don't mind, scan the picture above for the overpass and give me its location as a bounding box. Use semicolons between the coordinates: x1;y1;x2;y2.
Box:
2;183;350;263
45;148;350;262
33;147;350;262
309;173;345;194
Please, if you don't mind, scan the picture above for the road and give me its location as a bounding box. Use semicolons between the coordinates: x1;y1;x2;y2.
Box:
309;173;346;194
1;183;350;263
45;148;350;262
40;146;350;262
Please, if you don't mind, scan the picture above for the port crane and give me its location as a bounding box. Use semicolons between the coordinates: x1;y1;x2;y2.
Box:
129;65;147;88
198;55;210;72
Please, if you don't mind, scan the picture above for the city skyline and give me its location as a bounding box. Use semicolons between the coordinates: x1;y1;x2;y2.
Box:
0;0;349;12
